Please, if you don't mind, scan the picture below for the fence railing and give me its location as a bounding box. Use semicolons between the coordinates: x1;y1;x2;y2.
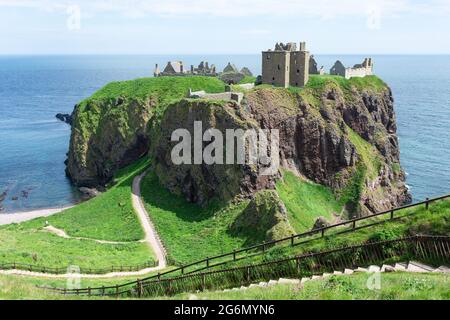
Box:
36;193;450;289
41;235;450;297
0;260;157;275
4;194;447;277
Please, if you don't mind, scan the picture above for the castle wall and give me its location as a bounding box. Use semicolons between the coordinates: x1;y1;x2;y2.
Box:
262;51;290;88
344;67;373;79
289;51;309;87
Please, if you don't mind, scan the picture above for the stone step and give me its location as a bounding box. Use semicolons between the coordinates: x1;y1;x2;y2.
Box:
354;267;368;273
258;282;268;287
311;275;322;280
344;269;354;275
240;286;248;291
394;263;407;271
333;271;343;275
268;280;278;286
248;284;258;289
381;264;395;272
278;278;300;285
434;266;450;274
300;277;310;284
407;261;435;273
322;273;332;278
368;265;381;272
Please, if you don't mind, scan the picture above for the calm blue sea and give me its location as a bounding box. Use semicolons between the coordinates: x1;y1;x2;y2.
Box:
0;55;449;213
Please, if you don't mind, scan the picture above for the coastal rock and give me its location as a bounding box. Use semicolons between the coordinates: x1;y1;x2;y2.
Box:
0;191;7;203
312;216;331;230
66;76;410;217
66;97;154;187
230;190;295;245
79;187;101;199
55;113;72;125
151;99;278;206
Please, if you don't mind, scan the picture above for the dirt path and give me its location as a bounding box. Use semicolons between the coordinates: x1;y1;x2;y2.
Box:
131;170;167;269
43;225;146;245
0;170;168;278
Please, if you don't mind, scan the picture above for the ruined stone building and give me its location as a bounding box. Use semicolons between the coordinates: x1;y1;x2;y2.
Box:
330;58;373;79
309;55;324;75
154;61;185;77
219;62;253;84
189;61;217;76
154;61;217;77
262;42;310;88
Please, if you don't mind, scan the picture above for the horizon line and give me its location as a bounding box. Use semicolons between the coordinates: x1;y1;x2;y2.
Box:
1;53;450;56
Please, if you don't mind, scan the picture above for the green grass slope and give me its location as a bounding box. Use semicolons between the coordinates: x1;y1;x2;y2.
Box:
0;158;155;269
168;272;449;300
141;171;249;265
276;170;344;232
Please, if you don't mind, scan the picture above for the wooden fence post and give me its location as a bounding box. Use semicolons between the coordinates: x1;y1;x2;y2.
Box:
352;221;356;229
321;229;325;238
426;198;430;210
137;280;143;298
206;257;209;267
390;210;394;220
233;250;236;261
291;234;295;247
115;285;119;297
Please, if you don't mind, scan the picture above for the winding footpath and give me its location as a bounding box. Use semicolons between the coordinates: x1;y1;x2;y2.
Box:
0;170;167;278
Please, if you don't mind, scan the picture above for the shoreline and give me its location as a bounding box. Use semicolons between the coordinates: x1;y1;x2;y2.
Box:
0;205;74;225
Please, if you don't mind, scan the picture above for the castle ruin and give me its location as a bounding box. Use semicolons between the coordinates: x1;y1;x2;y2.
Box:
330;58;373;79
262;42;310;88
154;60;217;77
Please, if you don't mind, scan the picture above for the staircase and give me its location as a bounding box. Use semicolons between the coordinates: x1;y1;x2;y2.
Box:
215;261;450;294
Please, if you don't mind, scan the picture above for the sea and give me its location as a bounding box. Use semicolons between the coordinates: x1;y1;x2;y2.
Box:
0;55;449;213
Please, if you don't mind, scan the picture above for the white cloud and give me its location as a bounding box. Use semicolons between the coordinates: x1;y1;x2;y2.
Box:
0;0;435;16
0;0;449;23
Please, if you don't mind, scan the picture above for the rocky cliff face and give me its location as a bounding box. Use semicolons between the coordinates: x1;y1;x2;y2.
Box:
151;77;411;215
66;75;410;216
66;97;154;187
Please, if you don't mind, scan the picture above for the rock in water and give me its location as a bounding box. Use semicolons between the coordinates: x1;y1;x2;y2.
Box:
79;187;101;199
55;113;72;125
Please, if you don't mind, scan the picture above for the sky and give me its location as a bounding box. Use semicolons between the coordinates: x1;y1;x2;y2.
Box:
0;0;449;55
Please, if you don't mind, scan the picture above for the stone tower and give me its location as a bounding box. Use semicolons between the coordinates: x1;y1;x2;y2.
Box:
262;41;310;88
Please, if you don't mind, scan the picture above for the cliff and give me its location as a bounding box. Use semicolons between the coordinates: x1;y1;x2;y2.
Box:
66;75;410;218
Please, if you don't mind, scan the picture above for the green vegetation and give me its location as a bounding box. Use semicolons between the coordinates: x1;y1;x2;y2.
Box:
290;74;388;110
234;198;450;266
0;227;152;269
0;158;155;269
168;273;450;300
276;171;343;232
141;171;249;265
336;127;384;213
238;76;256;84
73;76;227;143
83;76;226;104
25;157;150;242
